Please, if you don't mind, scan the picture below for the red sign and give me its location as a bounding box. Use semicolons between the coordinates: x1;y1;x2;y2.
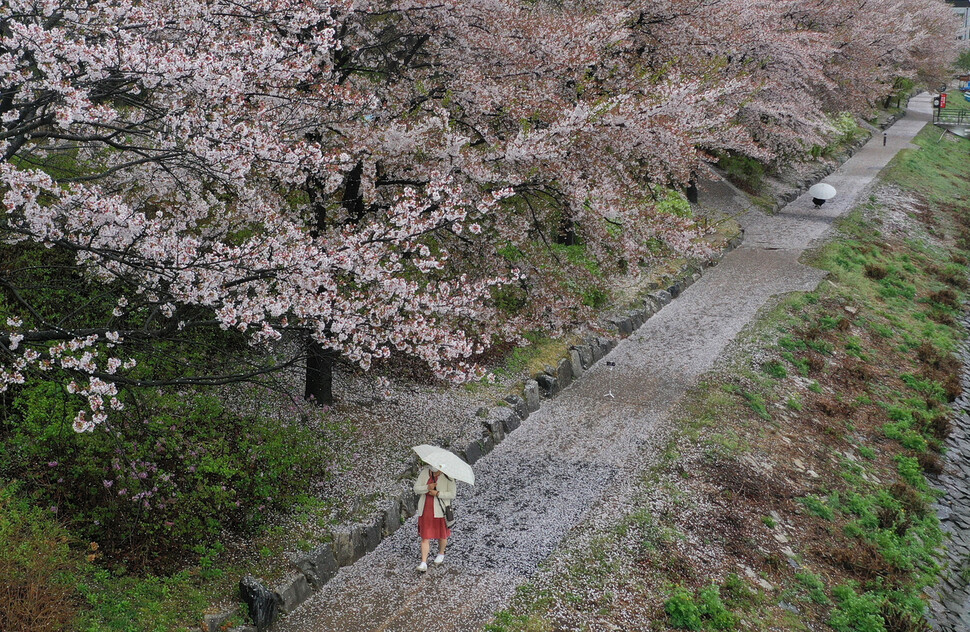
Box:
941;92;947;109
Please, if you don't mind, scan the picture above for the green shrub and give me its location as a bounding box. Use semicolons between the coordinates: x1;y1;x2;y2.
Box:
0;481;80;631
794;571;831;605
798;495;835;520
742;391;770;420
1;386;336;557
697;585;738;629
719;154;765;194
895;456;926;490
828;584;886;632
762;361;787;379
665;584;739;630
665;586;702;630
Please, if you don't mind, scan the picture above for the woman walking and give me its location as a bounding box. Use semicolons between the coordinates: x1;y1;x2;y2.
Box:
413;463;456;572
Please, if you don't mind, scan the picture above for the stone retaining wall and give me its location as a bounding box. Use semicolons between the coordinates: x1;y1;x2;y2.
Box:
926;311;970;631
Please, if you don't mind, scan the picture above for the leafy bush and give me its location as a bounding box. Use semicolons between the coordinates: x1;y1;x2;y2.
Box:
795;571;831;605
665;586;702;630
895;456;926;490
742;391;770;420
655;190;693;218
829;584;886;632
762;361;787;379
718;154;765;194
0;481;80;631
798;495;835;520
665;584;738;630
696;585;737;629
1;385;334;560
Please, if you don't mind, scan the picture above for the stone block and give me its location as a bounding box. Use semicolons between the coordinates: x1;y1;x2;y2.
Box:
463;440;484;465
650;290;672;307
383;500;401;536
612;316;633;335
362;519;382;553
576;344;593;369
589;336;605;362
598;337;615;356
500;407;521;433
667;281;682;298
569;349;584;379
556;358;572;389
484;410;506;443
332;525;364;567
203;611;234;632
239;575;280;631
290;543;338;588
400;489;418;518
523;380;540;412
536;372;558;396
274;572;312;615
479;433;494;456
629;310;644;330
504;394;528;420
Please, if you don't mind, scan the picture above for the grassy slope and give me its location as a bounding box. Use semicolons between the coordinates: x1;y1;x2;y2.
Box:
485;126;970;631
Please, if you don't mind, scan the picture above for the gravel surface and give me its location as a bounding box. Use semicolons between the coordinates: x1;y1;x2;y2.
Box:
270;95;937;632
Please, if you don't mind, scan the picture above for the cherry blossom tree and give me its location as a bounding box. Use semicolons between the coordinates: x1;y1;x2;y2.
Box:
0;0;960;425
0;0;516;421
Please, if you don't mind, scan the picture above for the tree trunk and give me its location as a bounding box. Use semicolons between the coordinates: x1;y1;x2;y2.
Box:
304;339;337;406
302;164;365;406
557;216;578;246
685;175;698;204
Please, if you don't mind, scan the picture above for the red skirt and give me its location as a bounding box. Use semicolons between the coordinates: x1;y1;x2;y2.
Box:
417;493;451;540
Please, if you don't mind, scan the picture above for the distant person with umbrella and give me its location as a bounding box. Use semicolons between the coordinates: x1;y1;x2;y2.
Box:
809;182;837;208
412;444;474;572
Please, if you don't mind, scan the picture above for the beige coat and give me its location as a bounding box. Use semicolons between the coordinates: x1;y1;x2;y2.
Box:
413;467;456;518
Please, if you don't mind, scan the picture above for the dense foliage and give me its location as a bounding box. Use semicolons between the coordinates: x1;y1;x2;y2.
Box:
0;0;960;423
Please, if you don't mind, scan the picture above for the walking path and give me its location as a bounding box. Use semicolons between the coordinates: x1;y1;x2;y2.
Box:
275;94;935;632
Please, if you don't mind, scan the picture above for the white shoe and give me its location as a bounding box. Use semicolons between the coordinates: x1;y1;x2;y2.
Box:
433;554;445;566
416;562;428;572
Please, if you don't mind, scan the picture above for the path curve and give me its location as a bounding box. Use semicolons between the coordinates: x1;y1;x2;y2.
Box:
275;95;934;632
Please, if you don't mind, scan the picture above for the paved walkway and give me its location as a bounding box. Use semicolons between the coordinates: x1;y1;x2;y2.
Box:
276;95;935;632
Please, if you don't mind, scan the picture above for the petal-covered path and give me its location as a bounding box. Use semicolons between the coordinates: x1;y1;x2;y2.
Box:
275;95;934;632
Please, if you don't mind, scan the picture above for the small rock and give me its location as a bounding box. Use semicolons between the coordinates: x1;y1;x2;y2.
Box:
203;611;233;632
274;572;312;615
523;380;540;412
239;575;280;631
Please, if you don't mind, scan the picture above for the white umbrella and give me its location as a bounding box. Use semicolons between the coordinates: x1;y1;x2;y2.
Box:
808;183;837;200
412;444;475;485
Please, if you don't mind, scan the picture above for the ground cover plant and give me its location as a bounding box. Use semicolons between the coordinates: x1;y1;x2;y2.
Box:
484;126;969;631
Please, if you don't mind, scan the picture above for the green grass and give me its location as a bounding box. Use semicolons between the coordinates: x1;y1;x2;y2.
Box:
885;124;970;207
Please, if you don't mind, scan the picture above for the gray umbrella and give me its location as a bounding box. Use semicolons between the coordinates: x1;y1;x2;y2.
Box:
808;183;837;200
412;444;475;485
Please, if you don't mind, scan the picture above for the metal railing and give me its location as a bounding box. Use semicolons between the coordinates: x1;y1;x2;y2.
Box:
934;107;970;125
